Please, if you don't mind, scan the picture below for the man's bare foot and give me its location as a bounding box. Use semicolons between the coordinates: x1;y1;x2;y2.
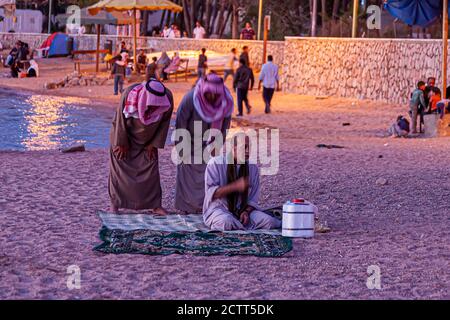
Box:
110;204;119;213
152;207;168;216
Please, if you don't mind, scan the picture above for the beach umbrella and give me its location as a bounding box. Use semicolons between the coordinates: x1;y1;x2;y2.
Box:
384;0;449;98
87;0;183;73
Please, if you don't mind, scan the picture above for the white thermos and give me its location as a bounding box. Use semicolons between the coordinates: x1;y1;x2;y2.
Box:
282;198;316;238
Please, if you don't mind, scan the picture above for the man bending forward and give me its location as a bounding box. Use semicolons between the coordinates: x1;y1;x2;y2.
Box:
203;135;281;231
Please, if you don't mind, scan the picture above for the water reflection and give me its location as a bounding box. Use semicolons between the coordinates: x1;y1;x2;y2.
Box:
0;91;112;151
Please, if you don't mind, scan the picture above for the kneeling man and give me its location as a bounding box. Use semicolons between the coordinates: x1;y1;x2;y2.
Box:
203;134;281;231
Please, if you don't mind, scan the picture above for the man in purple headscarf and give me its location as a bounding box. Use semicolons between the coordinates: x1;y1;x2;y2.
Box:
109;79;174;215
174;73;234;213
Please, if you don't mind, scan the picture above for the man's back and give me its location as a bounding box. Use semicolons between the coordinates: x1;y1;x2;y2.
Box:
260;62;279;88
198;54;207;68
234;65;254;90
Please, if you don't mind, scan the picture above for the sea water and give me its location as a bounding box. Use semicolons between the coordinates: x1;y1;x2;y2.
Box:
0;90;113;151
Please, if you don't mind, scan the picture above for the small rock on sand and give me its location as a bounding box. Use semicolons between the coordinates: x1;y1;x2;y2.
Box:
376;178;388;186
60;144;86;153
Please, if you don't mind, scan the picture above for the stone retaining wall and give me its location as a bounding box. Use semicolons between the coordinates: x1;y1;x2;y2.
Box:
282;37;445;104
1;33;447;104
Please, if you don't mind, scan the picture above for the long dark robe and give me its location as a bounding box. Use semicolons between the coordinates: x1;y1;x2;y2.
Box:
174;89;232;213
109;84;174;210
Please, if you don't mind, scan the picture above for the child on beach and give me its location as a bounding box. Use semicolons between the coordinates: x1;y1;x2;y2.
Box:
388;115;410;138
428;87;441;114
409;81;426;134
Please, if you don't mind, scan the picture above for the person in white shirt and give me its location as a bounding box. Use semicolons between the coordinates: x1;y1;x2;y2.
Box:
162;25;170;38
258;55;280;114
167;24;181;39
193;21;206;39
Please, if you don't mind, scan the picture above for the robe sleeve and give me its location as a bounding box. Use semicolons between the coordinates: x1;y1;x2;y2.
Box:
175;90;193;130
110;85;136;148
203;159;222;215
221;116;232;143
247;164;261;211
149;89;174;149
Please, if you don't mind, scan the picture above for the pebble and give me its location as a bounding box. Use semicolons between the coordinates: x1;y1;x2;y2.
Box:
376;178;388;186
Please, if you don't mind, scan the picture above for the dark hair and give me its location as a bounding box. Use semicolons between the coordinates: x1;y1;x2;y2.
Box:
243;46;248;50
201;48;206;53
152;56;157;62
432;87;441;95
427;77;436;82
417;81;425;88
231;48;236;53
239;58;247;66
115;55;122;61
267;55;273;61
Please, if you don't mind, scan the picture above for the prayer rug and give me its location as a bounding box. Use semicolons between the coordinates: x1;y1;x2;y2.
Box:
94;228;292;257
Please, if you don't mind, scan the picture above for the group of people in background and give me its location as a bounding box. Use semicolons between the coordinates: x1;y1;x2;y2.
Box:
409;77;449;132
157;21;257;40
111;40;280;116
390;77;450;137
2;40;38;78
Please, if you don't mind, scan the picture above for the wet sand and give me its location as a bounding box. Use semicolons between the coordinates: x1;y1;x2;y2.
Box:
0;58;449;299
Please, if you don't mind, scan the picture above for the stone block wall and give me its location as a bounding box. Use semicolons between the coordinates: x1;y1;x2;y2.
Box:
1;33;448;104
282;37;445;104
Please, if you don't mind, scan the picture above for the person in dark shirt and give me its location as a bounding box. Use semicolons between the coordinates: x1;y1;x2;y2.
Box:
233;58;255;116
240;22;256;40
146;57;158;81
239;46;250;68
136;49;147;74
198;48;208;79
111;53;127;95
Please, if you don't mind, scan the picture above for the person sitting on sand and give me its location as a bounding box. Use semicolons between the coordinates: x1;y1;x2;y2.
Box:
26;59;39;78
388;115;410;138
203;133;281;231
157;52;171;81
109;79;174;215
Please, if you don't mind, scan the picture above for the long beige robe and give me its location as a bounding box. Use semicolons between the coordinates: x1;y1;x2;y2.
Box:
109;84;174;210
174;89;232;213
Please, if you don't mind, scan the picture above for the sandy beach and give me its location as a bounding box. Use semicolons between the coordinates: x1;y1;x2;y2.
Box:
0;58;449;299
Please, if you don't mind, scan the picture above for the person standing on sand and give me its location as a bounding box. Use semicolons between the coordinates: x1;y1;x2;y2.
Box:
198;48;208;79
111;52;128;96
409;81;426;134
258;55;280;114
223;48;238;82
239;46;250;68
109;79;174;215
233;58;254;116
146;57;158;81
174;73;234;213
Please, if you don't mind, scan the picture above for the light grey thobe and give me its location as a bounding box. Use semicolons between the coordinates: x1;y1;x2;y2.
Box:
203;155;281;231
174;89;231;213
